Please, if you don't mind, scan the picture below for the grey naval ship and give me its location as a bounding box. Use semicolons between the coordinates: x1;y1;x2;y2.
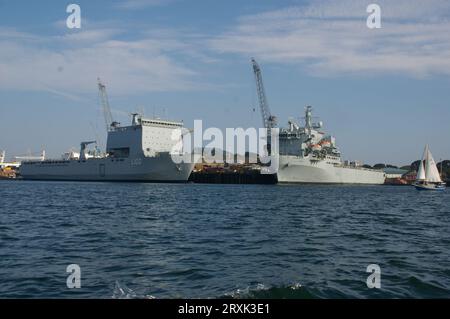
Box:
251;58;385;184
276;106;385;184
20;81;195;182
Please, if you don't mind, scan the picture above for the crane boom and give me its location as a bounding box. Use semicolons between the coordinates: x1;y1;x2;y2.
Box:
98;78;114;132
251;58;277;129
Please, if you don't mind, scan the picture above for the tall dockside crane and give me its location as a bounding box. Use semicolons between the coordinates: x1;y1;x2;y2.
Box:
97;78;117;132
251;58;277;129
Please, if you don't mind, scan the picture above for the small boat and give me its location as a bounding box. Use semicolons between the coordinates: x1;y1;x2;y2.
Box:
413;145;446;191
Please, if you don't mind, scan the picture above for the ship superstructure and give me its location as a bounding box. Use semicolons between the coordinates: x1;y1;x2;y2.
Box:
278;106;339;161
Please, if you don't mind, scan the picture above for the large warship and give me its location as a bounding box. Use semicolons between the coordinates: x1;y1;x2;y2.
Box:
20;81;195;182
276;106;385;184
20;114;195;182
251;59;385;184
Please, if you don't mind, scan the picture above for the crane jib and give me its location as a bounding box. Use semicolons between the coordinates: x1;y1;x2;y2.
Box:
251;58;277;129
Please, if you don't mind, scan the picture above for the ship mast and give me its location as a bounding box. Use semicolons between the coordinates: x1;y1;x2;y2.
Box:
305;106;313;137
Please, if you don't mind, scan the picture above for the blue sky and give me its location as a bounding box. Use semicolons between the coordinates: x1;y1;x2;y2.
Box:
1;0;450;165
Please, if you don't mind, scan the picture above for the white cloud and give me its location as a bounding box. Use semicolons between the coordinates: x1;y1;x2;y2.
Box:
2;0;450;97
209;0;450;77
0;27;203;95
59;29;121;44
116;0;176;10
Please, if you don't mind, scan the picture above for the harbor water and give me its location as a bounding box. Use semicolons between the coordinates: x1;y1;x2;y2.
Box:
0;181;449;298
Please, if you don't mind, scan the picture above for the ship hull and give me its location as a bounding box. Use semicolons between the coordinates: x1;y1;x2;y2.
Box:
20;153;195;182
277;156;385;184
413;182;446;191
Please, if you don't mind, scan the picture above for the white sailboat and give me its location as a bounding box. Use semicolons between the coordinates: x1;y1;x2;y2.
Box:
413;145;446;191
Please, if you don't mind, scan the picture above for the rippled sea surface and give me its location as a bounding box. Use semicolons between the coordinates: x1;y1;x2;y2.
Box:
0;180;449;298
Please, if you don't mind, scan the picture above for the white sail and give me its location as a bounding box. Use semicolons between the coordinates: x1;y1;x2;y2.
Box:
425;146;442;183
416;146;427;181
416;160;426;181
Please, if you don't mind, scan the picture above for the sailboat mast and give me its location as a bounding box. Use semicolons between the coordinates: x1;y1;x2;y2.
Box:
425;145;429;181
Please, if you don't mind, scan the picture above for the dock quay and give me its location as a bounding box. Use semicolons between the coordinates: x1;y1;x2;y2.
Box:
188;164;277;184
